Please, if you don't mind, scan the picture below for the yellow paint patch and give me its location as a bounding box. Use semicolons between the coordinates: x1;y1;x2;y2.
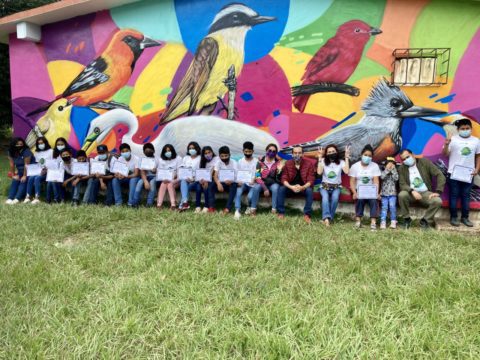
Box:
130;43;187;116
269;46;311;87
47;60;85;97
305;92;355;122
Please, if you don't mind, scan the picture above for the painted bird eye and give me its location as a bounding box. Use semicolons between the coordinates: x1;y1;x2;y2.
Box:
390;99;402;108
354;28;361;33
94;127;100;134
58;106;64;111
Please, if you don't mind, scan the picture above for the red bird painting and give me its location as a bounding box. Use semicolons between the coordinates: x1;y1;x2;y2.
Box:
292;20;382;113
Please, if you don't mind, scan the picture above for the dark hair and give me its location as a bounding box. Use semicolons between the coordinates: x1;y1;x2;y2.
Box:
187;141;201;156
401;148;413;156
243;141;254;150
161;144;177;160
60;148;72;156
265;143;278;152
200;146;215;168
324;144;340;166
8;137;27;158
53;137;72;158
454;118;472;129
76;150;87;158
35;137;51;152
218;146;230;155
361;144;374;156
143;143;155;153
119;143;131;151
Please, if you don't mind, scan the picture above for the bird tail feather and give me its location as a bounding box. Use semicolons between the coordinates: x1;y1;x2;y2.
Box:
292;94;310;113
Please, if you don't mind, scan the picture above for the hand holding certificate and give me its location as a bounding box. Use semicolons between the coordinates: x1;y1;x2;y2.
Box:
72;162;90;176
195;169;212;182
26;164;42;177
451;165;474;183
177;167;193;181
156;169;174;181
111;160;129;177
140;157;156;171
236;170;253;184
218;169;235;183
46;168;64;183
357;185;378;199
90;160;106;175
45;159;59;170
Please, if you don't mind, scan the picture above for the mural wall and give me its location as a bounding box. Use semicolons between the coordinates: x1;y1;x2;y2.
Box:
8;0;480;204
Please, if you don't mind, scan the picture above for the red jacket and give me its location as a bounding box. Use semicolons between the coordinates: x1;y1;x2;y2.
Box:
280;158;316;186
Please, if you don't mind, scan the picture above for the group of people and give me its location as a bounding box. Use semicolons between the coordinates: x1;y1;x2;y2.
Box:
5;118;479;229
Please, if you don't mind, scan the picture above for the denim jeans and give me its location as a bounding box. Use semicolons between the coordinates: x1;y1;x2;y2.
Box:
210;182;237;210
320;187;340;220
277;186;314;216
252;183;280;211
448;177;473;219
235;184;257;210
196;182;211;208
180;180;200;206
84;178;114;205
112;177;140;206
380;195;397;222
355;199;378;218
26;174;47;198
72;179;88;202
46;182;61;202
8;171;27;200
133;175;156;206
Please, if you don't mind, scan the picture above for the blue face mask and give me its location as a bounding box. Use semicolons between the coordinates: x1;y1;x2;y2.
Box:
403;156;415;167
293;155;302;162
98;153;107;161
361;155;372;165
165;151;172;159
121;151;131;159
38;143;45;150
459;129;472;138
189;149;197;156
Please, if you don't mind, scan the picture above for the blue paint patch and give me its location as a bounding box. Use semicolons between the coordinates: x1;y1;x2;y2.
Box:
241;92;254;102
429;93;438;99
435;94;456;104
70;106;102;147
278;152;292;160
276;131;282;134
143;136;151;143
332;112;356;129
273;110;281;117
401;117;446;153
153;124;160;132
257;120;263;125
112;148;117;154
118;129;123;133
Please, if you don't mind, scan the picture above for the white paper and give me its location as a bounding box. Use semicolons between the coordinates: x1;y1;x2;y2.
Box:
218;169;235;183
111;160;129;177
72;162;90;176
195;169;212;182
90;161;106;175
451;165;474;183
45;159;59;170
140;157;156;171
177;167;193;181
156;169;175;181
357;185;378;200
46;168;64;183
236;170;254;183
26;164;42;177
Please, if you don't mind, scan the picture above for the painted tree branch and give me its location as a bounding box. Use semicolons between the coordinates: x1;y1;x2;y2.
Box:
223;65;237;120
291;82;360;97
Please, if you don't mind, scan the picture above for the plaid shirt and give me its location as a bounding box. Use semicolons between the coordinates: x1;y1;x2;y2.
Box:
280;158;316;186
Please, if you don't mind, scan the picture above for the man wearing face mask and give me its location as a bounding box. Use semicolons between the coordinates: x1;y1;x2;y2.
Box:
111;143;141;207
277;146;316;223
212;146;238;213
84;144;115;205
234;141;259;219
398;149;446;229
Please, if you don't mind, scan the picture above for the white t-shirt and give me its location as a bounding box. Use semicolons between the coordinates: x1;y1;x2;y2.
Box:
60;158;77;175
214;159;238;171
448;135;480;174
408;165;428;192
181;155;201;170
202;156;219;170
117;154;140;174
349;161;381;188
158;156;182;170
237;157;258;187
321;159;345;185
34;149;53;168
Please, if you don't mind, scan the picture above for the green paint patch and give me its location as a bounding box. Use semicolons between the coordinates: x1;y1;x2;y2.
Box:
296;60;306;65
159;87;173;96
112;86;134;105
142;103;153;111
284;39;325;48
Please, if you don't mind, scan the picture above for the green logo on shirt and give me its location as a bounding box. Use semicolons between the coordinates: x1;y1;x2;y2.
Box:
361;176;370;184
413;177;424;188
461;147;472;156
327;171;337;179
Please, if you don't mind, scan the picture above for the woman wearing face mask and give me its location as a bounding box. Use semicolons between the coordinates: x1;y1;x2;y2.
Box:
317;144;350;226
212;146;238;213
349;144;381;230
133;143;158;207
5;137;32;204
196;146;219;213
442;118;480;227
24;137;53;204
178;141;201;211
48;137;74;202
59;148;77;201
111;143;140;207
251;144;282;214
52;137;73;159
157;144;182;210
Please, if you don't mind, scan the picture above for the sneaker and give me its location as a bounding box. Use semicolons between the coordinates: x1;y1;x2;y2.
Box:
323;218;330;227
370;223;377;231
380;221;386;230
31;198;41;205
195;207;202;213
304;215;312;224
419;218;430;230
234;210;241;220
249;208;257;217
178;202;190;212
12;199;19;204
450;218;460;227
461;218;474;227
5;199;13;205
354;221;362;229
207;208;215;213
72;200;79;207
271;209;277;215
23;196;31;204
222;208;230;215
389;221;397;229
201;207;209;214
244;207;252;215
402;217;412;230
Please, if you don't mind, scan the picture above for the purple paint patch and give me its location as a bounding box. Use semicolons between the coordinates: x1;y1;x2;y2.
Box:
273;110;281;117
464;107;480;122
127;45;165;86
153;124;160;132
435;94;456;104
12;97;50;138
257;120;263;125
240;92;254;102
168;52;194;105
91;11;119;53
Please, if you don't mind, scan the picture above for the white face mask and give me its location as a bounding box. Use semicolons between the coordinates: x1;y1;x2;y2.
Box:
38;143;46;150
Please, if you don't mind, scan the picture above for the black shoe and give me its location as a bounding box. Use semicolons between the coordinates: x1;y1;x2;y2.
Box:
419;218;430;230
402;217;412;229
72;200;79;207
450;218;460;227
461;218;474;227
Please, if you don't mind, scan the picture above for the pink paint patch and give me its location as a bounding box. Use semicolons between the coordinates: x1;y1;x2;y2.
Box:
9;36;54;100
422;133;445;158
68;126;80;150
235;55;291;127
127;46;165;86
91;11;119;53
266;114;289;144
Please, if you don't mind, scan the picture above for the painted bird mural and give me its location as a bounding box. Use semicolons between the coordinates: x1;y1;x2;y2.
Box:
283;78;447;162
28;29;161;116
159;3;275;123
292;20;382;113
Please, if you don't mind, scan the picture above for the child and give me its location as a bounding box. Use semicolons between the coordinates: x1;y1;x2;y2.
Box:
197;146;219;213
212;146;238;213
133;143;158;207
380;157;399;229
178;141;202;211
6;137;32;204
157;144;182;210
25;137;53;204
234;141;258;219
84;144;114;205
70;150;91;206
111;143;140;207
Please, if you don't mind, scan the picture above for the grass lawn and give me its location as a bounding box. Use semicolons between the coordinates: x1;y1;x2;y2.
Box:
0;155;479;358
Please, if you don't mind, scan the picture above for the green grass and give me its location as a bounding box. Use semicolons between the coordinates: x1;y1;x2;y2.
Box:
0;156;479;358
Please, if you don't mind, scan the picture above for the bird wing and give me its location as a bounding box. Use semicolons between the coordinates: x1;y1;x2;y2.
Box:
161;37;219;122
62;57;109;97
26;119;50;148
302;41;339;82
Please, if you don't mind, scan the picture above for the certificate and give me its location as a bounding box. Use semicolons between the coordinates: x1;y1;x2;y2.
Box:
72;162;90;176
90;161;106;175
26;164;42;177
357;185;378;199
45;159;59;170
156;169;174;181
177;167;193;181
451;165;474;183
195;169;212;182
139;157;156;171
218;169;235;182
236;170;254;183
111;160;129;177
46;168;64;183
